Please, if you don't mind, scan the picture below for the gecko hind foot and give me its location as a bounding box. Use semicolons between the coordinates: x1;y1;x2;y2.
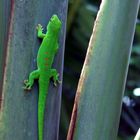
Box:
53;80;62;87
23;80;32;90
53;74;61;86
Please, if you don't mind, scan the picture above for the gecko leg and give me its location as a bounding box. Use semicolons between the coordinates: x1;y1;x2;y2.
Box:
36;24;46;39
23;69;40;90
50;69;61;86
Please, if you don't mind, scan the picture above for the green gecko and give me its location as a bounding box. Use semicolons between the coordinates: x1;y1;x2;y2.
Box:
23;14;62;140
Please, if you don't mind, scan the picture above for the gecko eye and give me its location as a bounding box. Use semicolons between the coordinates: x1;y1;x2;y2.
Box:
50;17;54;22
50;19;54;23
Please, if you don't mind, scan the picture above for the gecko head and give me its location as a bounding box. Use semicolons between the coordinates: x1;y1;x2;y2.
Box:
47;15;62;32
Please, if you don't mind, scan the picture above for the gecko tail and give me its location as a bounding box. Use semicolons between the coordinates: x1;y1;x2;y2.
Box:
38;91;47;140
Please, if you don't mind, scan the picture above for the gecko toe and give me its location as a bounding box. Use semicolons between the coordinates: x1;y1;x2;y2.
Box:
53;82;57;87
24;80;28;84
58;80;62;84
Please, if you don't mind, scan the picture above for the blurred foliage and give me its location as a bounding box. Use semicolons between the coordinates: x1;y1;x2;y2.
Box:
59;0;140;140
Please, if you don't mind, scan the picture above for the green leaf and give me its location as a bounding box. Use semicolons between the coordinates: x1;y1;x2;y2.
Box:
0;0;68;140
0;0;11;98
67;0;139;140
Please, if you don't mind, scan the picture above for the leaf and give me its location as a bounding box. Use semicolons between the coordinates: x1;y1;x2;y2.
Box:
0;0;11;101
0;0;68;140
67;0;140;140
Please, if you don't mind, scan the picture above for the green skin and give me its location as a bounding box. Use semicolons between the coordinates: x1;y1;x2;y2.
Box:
23;15;62;140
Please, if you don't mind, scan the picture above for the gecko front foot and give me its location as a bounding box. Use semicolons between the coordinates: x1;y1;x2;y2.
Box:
36;24;43;31
23;80;33;90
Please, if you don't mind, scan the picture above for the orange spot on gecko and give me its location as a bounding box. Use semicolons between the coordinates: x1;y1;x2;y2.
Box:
45;58;49;60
